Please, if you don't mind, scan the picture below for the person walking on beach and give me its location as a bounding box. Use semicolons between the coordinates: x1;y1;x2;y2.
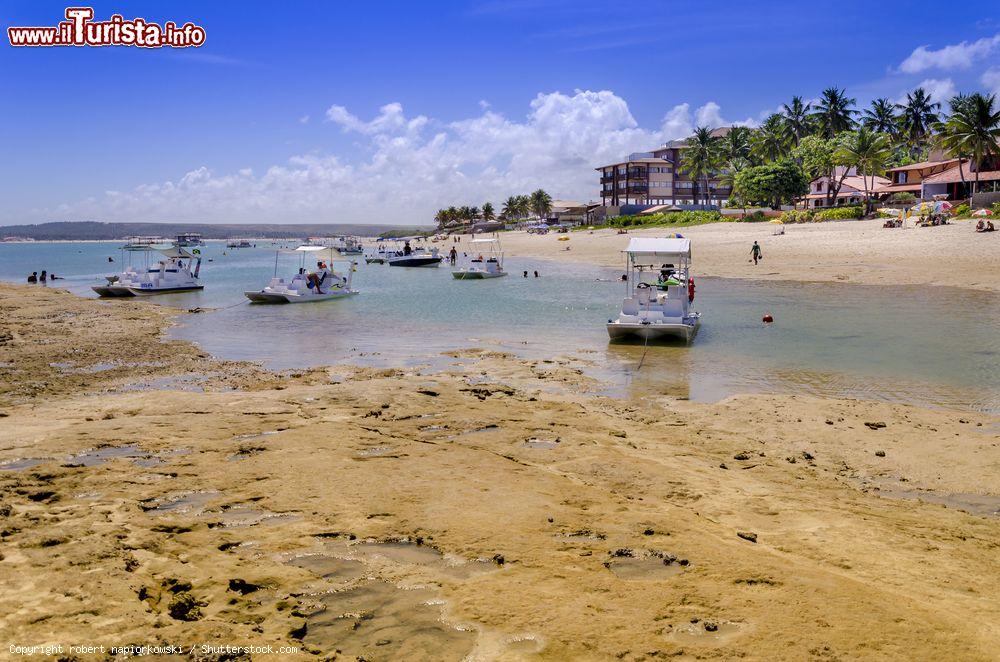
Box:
750;241;763;265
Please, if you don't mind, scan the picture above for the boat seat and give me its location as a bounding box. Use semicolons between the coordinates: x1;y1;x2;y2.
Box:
622;298;639;316
636;287;654;304
660;298;685;318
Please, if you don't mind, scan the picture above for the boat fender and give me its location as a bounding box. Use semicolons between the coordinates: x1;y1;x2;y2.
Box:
762;313;774;324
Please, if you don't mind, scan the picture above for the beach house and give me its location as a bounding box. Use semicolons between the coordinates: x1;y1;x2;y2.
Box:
804;168;891;208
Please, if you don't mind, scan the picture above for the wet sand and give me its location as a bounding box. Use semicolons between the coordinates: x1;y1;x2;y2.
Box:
497;219;1000;292
1;283;999;660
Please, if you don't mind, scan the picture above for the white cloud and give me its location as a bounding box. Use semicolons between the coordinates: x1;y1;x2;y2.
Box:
298;115;310;124
899;34;1000;73
983;68;1000;95
28;91;745;224
895;78;956;105
694;101;756;128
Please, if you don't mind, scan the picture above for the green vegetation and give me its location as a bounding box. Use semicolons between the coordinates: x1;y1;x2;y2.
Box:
733;160;809;209
584;210;726;230
674;87;999;221
815;206;864;220
889;192;917;204
434;189;555;231
780;206;863;223
933;93;1000;206
952;203;971;217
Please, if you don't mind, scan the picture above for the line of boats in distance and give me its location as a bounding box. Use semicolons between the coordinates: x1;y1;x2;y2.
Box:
91;233;702;343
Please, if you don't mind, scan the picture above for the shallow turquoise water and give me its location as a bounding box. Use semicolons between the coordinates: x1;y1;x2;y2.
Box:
1;241;997;412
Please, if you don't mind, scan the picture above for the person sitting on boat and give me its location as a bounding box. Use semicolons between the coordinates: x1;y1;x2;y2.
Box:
307;261;329;294
403;241;412;256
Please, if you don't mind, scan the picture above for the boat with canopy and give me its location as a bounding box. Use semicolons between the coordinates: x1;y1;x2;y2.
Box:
244;245;358;303
606;237;701;343
452;237;507;279
93;240;204;297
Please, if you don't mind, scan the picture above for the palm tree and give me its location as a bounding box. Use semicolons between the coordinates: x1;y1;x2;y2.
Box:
835;127;892;215
529;189;553;220
935;92;1000;206
782;96;812;146
721;125;753;164
515;194;531;219
897;87;941;156
482;202;495;221
683;126;722;206
500;196;518;220
752;114;792;162
811;87;857;138
862;98;898;137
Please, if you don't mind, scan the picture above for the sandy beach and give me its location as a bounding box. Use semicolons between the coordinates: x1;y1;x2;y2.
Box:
497;219;1000;292
1;283;998;660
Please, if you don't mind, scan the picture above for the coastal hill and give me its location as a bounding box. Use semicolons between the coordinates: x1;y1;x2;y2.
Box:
0;221;429;241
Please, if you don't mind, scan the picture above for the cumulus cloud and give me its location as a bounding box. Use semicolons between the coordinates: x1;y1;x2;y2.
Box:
898;34;1000;73
982;68;1000;95
896;78;957;105
30;91;744;224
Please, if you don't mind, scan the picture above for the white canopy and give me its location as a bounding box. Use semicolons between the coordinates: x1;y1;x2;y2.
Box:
294;245;328;252
623;237;691;258
154;244;198;259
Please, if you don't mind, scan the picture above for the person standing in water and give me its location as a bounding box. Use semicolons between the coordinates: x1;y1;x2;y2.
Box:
27;272;38;283
449;246;457;265
39;270;47;283
750;241;763;265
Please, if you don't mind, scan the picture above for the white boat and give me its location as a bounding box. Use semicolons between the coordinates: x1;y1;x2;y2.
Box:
452;238;507;279
364;245;390;264
174;232;204;247
606;237;700;343
244;245;358;303
93;242;204;297
226;238;254;248
386;239;442;267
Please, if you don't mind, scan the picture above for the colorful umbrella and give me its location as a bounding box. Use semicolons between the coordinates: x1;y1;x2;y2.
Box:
972;208;993;217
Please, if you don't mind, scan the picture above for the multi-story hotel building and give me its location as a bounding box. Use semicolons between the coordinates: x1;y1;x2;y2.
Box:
597;128;732;208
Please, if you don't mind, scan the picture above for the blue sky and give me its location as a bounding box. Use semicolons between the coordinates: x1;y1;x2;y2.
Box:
2;0;999;224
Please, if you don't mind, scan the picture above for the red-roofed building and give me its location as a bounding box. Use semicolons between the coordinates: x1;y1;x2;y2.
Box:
805;168;890;208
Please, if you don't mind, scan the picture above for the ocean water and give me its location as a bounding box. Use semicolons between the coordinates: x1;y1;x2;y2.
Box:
1;240;997;413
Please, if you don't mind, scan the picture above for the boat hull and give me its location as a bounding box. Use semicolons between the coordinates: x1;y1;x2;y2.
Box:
123;285;204;296
607;320;699;343
451;270;507;279
92;285;134;297
365;257;386;264
244;289;357;304
388;256;442;267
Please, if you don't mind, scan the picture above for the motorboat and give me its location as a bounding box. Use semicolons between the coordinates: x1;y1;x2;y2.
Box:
174;232;204;247
606;237;700;343
226;238;254;248
364;245;390;264
93;241;204;297
244;245;358;303
452;238;507;279
338;236;364;255
386;239;442;267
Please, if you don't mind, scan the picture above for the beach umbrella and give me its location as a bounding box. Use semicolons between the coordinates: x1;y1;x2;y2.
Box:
972;208;992;217
935;201;953;212
878;208;902;218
